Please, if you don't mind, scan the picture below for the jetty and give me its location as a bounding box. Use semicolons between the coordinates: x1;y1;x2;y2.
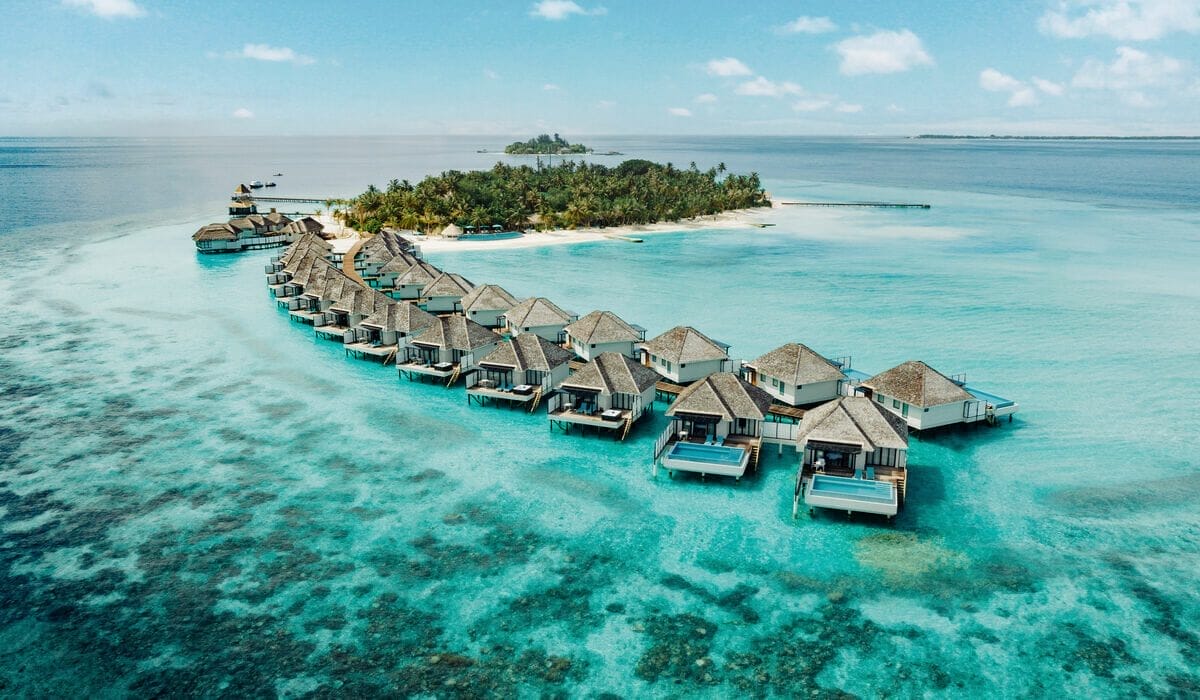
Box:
241;195;331;204
780;201;930;209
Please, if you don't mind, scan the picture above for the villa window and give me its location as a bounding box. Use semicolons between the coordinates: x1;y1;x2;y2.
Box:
876;394;885;404
892;399;901;409
901;403;909;417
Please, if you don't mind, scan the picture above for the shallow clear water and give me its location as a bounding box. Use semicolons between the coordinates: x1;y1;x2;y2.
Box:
1;137;1199;697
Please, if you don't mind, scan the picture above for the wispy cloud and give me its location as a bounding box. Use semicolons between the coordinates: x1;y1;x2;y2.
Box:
735;76;804;97
1032;77;1065;95
792;99;832;112
237;44;315;65
232;108;254;119
542;83;561;91
694;93;718;104
835;29;933;76
980;68;1040;107
596;99;616;109
483;68;500;80
705;57;753;77
668;107;693;117
835;103;863;113
1072;46;1187;106
530;0;606;20
1039;0;1200;41
62;0;144;19
777;16;837;34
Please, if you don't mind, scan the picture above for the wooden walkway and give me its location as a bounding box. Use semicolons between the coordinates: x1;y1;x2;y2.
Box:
768;404;805;421
342;239;366;285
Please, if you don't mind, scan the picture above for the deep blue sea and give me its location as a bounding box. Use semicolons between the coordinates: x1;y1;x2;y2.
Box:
1;136;1199;697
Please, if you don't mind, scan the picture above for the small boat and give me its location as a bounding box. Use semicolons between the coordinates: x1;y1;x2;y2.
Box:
249;180;264;188
265;182;277;188
272;173;283;177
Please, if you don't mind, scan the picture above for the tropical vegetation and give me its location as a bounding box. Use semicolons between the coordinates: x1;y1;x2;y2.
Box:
504;133;590;155
332;160;770;234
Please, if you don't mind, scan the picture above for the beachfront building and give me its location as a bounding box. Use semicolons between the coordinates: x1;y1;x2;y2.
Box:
280;216;328;240
563;310;646;362
795;397;909;518
397;315;501;384
860;360;1014;430
467;334;574;409
232;183;253;200
229;199;257;216
345;301;437;362
639;325;732;385
459;284;519;328
655;373;773;480
546;352;659;439
742;343;846;407
501;297;577;343
421;272;475;314
192;209;297;253
387;260;442;301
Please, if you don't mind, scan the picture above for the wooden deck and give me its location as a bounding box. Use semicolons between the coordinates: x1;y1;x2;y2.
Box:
655;380;686;402
345;342;398;363
548;406;631;432
768;404;806;421
798;463;907;504
341;239;367;285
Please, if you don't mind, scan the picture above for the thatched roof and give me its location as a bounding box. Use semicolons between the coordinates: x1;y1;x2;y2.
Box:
480;334;574;372
281;217;325;236
422;272;475;298
747;343;845;385
330;286;391;315
560;352;660;395
564;310;641;345
796;397;908;451
666;373;773;421
393;260;442;286
234;184;252;195
265;210;293;226
192;222;238;242
504;297;574;328
360;301;436;334
863;360;972;408
460;284;519;314
441;223;463;238
641;326;729;364
412;314;501;351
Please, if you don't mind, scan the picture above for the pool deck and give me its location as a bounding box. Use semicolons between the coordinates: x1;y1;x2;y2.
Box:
803;473;899;517
344;342;397;362
657;434;762;480
548;406;631;431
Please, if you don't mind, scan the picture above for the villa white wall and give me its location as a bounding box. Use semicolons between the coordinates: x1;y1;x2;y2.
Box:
467;308;505;328
673;358;725;384
759;377;842;406
424;295;463;314
509;323;565;342
392;284;424;300
572;339;636;362
873;392;971;430
547;363;570;388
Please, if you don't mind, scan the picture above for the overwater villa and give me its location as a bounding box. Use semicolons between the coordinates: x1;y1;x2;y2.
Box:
353;230;417;282
289;264;359;325
397;314;502;385
501;297;578;342
315;286;392;340
232;183;253;199
639;325;733;385
421;272;475;314
563;310;646;362
229;199;257;216
467;333;574;409
547;352;659;439
860;360;1018;430
742;342;847;407
372;251;422;290
387;259;443;301
459;283;519;328
270;244;334;302
794;396;909;519
654;372;774;480
279;216;327;240
346;301;437;362
192;208;296;254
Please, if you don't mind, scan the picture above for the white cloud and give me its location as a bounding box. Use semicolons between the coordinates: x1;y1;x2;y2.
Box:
694;93;718;104
62;0;144;19
778;16;837;34
668;107;693;117
483;68;500;80
735;76;804;97
980;68;1043;107
239;44;315;65
1039;0;1200;41
792;99;832;112
835;29;933;76
530;0;606;20
1033;77;1065;95
232;108;254;119
835;103;864;113
542;83;561;91
1072;46;1187;106
705;57;753;77
886;103;905;113
596;99;616;109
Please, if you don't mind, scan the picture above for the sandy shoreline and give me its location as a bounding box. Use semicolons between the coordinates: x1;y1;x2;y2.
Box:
315;207;776;254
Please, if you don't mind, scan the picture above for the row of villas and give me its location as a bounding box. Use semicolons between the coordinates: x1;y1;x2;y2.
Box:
262;231;1018;520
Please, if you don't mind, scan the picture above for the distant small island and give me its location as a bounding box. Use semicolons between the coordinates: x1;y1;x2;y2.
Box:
504;133;591;155
334;159;770;233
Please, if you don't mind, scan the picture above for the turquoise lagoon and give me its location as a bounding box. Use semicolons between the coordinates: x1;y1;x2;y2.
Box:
1;137;1199;697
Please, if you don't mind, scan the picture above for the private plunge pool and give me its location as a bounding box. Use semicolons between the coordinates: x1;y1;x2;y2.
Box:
805;474;898;517
661;441;751;479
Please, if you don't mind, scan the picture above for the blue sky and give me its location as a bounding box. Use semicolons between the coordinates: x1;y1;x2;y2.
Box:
2;0;1200;135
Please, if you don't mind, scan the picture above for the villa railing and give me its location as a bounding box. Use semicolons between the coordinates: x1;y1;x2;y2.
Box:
545;390;565;415
652;420;678;462
761;421;800;443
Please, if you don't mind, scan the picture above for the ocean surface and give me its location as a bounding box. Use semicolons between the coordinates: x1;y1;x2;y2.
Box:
1;136;1198;697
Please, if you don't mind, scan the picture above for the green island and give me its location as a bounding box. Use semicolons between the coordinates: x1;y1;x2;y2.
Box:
504;133;591;155
333;159;770;233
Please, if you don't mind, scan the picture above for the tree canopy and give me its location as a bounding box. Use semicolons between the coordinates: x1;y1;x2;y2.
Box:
335;160;770;234
503;133;590;155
